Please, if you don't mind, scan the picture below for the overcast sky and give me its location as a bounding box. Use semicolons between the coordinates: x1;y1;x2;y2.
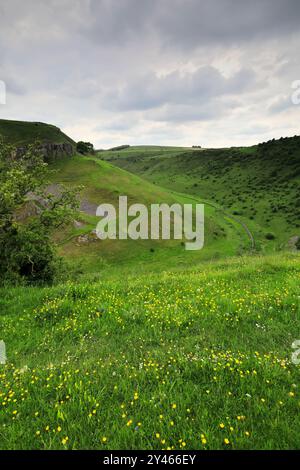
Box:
0;0;299;148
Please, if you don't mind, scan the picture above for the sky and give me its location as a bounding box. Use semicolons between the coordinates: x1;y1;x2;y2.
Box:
0;0;300;148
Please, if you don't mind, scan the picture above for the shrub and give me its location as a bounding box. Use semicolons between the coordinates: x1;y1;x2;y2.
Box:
0;142;79;285
77;141;94;154
265;232;276;240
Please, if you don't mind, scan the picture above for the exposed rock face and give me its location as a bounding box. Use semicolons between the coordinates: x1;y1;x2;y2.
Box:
286;235;300;251
79;199;99;216
39;142;75;161
13;142;75;162
77;231;99;244
73;220;85;228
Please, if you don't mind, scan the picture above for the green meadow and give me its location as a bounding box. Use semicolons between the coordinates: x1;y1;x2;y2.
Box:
102;138;300;251
1;254;300;449
0;123;300;449
49;155;253;274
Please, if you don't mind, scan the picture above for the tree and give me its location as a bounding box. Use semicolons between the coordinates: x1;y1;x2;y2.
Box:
0;141;80;284
76;141;94;155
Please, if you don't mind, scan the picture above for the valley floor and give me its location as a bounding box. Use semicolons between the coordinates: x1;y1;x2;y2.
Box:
1;253;300;449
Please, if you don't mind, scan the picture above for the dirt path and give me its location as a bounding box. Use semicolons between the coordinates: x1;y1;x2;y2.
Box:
172;190;255;250
203;200;255;249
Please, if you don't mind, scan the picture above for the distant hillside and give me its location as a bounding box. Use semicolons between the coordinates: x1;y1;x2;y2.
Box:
48;155;252;274
0;119;75;147
100;137;300;250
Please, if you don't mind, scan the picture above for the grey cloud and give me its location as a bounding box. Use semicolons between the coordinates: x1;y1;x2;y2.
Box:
0;68;26;95
237;125;271;136
268;95;295;113
146;97;241;123
0;0;299;147
155;0;300;48
97;117;137;132
105;66;256;111
148;104;224;123
4;0;298;50
84;0;300;48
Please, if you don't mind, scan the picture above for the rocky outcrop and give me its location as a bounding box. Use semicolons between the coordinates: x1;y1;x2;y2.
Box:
39;142;75;161
13;142;75;162
79;199;99;216
286;235;300;251
76;231;99;245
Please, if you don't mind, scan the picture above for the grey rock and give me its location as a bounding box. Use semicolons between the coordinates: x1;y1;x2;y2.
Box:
12;142;75;162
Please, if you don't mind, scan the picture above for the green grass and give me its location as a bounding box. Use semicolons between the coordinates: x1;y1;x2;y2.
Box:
100;137;300;250
49;155;252;274
1;253;300;449
1;123;300;450
0;119;75;146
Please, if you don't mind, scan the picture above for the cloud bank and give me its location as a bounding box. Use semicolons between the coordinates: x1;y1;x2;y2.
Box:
0;0;299;147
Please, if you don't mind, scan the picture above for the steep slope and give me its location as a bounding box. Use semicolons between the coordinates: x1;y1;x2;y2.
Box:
0;118;258;275
0;119;75;147
49;155;254;275
100;138;300;250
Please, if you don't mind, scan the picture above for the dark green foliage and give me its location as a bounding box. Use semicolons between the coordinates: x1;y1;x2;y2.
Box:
76;141;94;154
265;232;276;240
0;142;79;284
101;136;300;245
0;119;75;146
109;145;130;151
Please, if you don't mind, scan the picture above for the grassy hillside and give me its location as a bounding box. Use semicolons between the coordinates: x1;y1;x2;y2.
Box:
0;119;260;275
0;119;75;146
1;123;300;451
49;155;254;275
1;253;300;449
100;138;300;251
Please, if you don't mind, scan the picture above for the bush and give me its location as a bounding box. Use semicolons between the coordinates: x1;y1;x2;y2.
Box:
0;142;79;285
77;141;94;154
265;232;276;240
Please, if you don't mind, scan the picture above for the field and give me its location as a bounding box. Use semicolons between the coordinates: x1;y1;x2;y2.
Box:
49;155;255;274
101;138;300;250
1;254;300;450
0;121;300;450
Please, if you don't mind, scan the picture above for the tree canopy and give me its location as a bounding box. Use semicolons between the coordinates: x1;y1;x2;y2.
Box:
0;142;79;284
